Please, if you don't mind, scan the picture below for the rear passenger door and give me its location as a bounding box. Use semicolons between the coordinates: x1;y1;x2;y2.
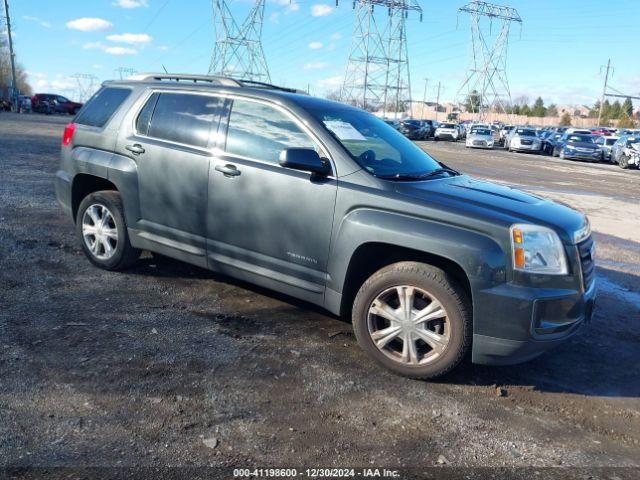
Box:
206;97;338;302
117;91;224;263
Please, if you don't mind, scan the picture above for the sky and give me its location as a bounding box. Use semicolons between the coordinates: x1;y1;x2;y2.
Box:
8;0;640;106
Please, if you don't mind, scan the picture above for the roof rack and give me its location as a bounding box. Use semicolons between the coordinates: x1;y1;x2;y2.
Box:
127;73;242;87
125;73;306;94
236;80;302;94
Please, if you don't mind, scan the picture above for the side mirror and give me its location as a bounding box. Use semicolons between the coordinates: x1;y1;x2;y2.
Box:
279;148;330;176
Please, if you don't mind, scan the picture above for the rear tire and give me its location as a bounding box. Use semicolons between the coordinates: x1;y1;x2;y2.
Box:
76;191;140;271
352;262;471;380
618;154;631;169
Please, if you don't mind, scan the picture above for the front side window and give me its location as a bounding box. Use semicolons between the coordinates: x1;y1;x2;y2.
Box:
147;93;222;148
307;104;445;179
225;99;318;164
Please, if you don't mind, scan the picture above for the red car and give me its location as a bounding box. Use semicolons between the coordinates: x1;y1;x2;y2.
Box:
590;128;612;137
31;93;83;115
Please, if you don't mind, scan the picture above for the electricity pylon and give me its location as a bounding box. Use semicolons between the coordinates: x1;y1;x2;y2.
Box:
456;1;522;121
71;74;99;103
341;0;423;116
208;0;271;82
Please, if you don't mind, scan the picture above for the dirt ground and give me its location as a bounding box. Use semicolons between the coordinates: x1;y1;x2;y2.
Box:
1;113;639;478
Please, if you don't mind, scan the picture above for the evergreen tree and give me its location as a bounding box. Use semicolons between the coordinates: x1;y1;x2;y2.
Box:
611;100;622;119
531;97;547;117
622;97;634;119
464;90;482;113
521;105;532;117
547;104;558;117
559;112;572;126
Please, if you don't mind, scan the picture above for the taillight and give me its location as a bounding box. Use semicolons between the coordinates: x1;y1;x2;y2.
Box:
62;123;76;147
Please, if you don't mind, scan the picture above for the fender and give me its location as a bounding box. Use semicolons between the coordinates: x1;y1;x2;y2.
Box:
70;147;140;225
326;207;508;312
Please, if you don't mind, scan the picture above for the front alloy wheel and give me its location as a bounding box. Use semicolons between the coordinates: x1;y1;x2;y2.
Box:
352;262;471;379
367;286;450;366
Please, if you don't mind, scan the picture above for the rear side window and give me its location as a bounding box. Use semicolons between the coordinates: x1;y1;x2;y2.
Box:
135;92;160;136
75;87;131;128
225;99;317;164
146;93;222;148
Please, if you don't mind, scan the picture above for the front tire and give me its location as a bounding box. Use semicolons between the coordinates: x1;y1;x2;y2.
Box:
618;154;631;169
352;262;471;379
76;191;140;271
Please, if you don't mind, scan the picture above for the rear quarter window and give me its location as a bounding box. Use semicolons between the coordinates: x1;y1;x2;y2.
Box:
75;87;132;128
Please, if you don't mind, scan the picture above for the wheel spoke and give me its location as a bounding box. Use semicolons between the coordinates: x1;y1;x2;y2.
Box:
371;325;402;348
412;299;446;325
401;332;420;365
396;286;414;320
90;238;100;254
101;238;114;257
87;206;101;226
369;299;403;324
414;328;447;354
82;225;97;236
101;211;112;228
102;228;118;240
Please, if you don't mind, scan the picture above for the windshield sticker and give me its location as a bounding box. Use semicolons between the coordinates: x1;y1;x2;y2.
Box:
324;120;367;141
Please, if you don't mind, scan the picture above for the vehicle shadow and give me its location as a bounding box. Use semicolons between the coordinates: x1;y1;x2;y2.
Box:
126;253;640;399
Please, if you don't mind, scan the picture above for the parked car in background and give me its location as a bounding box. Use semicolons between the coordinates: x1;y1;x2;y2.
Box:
465;127;494;149
555;133;600;162
422;120;438;138
434;122;460;141
611;135;640;169
594;135;619;162
505;127;542;153
544;132;564;155
32;94;83;115
398;120;429;140
18;95;32;113
382;118;400;130
565;128;592;135
499;125;515;145
0;98;11;111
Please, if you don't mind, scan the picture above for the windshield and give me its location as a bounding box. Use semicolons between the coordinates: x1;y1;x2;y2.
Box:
471;129;491;135
308;105;445;179
567;135;594;143
515;128;536;136
439;123;456;129
606;138;617;145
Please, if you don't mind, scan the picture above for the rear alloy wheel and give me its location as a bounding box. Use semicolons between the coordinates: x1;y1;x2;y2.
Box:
76;191;140;271
352;262;471;379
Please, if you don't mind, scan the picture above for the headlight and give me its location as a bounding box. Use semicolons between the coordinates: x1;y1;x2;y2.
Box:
510;224;568;275
573;217;591;243
565;144;575;150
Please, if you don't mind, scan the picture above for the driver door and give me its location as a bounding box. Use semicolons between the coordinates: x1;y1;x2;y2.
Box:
206;97;338;302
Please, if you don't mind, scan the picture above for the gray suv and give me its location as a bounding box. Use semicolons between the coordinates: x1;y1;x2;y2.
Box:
55;74;596;379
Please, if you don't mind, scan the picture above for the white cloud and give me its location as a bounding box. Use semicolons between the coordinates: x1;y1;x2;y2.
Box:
93;64;104;69
22;16;52;28
106;33;152;45
66;18;113;32
318;76;343;88
308;41;323;50
112;0;149;8
51;80;76;90
157;45;169;51
304;61;329;70
311;4;333;17
330;32;342;40
84;41;137;55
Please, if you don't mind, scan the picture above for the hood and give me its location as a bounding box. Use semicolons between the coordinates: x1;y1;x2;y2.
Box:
393;175;585;244
469;133;492;139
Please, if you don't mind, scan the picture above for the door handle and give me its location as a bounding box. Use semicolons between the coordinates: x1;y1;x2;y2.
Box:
126;144;145;155
215;164;241;177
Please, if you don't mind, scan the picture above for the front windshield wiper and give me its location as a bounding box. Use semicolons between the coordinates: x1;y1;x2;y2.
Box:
377;166;459;181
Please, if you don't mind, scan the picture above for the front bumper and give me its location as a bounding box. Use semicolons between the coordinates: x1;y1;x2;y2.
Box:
511;143;541;152
436;133;458;140
563;149;602;161
472;279;596;365
467;140;494;149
